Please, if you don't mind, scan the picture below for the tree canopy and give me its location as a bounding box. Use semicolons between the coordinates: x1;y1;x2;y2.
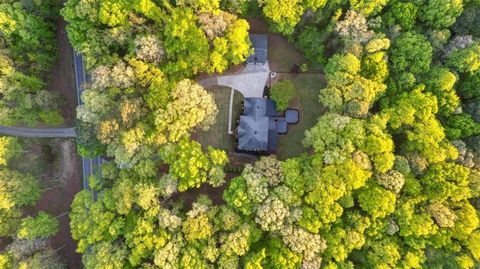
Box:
61;0;480;268
0;1;63;126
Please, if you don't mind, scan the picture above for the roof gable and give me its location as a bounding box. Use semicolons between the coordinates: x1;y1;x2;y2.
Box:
244;98;279;119
238;98;280;152
238;116;269;151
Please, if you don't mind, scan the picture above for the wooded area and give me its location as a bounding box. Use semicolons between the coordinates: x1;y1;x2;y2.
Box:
1;0;480;268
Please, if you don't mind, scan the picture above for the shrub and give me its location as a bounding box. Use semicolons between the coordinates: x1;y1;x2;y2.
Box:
270;80;296;111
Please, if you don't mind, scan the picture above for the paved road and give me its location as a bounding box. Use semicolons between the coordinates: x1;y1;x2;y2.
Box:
73;52;102;191
0;126;76;137
73;52;86;106
81;157;102;190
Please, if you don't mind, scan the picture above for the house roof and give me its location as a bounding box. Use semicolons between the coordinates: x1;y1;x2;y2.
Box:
238;116;270;151
238;98;280;152
244;98;278;119
246;34;268;64
274;118;288;134
285;109;299;124
267;129;278;152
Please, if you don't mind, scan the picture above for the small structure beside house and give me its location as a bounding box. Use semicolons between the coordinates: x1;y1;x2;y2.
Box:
246;34;268;65
285;109;299;124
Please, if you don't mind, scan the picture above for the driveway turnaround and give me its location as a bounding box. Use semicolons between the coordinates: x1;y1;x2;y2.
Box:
199;62;271;98
198;62;271;135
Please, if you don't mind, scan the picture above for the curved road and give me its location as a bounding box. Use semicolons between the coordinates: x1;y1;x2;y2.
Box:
0;126;76;138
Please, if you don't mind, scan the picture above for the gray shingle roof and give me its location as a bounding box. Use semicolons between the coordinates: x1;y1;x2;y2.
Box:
285;109;299;124
244;98;279;119
274;118;288;134
238;116;269;151
246;34;268;64
238;98;280;152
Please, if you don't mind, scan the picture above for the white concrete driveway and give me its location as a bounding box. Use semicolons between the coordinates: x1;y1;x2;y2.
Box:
198;62;271;135
199;62;271;98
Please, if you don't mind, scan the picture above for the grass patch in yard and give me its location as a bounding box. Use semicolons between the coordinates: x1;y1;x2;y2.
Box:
195;86;244;153
276;74;327;160
268;34;307;73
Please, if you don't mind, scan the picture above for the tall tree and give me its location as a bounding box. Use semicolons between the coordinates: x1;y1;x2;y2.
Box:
17;212;59;239
0;169;40;211
270;80;296;111
0;137;21;166
258;0;326;35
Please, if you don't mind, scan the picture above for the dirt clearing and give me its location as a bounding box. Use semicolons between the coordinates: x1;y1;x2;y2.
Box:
32;139;82;268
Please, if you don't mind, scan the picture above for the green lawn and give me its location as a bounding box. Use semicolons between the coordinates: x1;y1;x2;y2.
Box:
195;86;244;153
276;74;327;160
248;18;307;73
268;34;307;72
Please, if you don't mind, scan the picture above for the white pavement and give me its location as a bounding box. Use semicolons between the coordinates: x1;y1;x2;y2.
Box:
199;62;271;98
198;62;271;136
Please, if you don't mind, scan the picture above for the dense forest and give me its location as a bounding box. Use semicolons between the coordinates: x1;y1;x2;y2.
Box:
66;0;479;268
0;0;64;126
1;0;480;268
0;135;65;268
0;1;68;268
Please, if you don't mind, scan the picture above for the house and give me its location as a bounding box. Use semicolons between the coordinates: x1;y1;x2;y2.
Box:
237;98;282;152
246;34;268;65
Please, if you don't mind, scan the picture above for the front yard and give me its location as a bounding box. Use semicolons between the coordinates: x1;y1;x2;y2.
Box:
195;86;244;153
